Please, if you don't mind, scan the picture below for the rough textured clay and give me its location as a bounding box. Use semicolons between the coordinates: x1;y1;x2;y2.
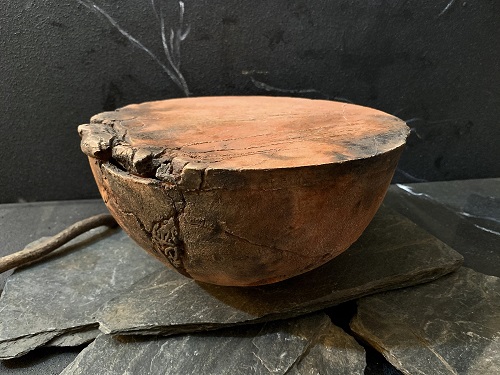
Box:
79;96;409;286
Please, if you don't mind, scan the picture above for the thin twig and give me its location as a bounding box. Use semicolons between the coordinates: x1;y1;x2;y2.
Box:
0;214;118;274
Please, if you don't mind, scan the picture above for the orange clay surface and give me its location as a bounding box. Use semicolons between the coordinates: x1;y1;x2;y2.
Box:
89;96;408;172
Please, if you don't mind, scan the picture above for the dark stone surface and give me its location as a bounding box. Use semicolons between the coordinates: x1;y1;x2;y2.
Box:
325;302;404;375
0;346;85;375
351;267;500;375
386;178;500;277
0;200;108;291
0;228;164;359
0;200;107;374
2;1;500;203
45;329;100;348
61;313;366;375
0;179;496;374
392;179;500;212
96;206;462;335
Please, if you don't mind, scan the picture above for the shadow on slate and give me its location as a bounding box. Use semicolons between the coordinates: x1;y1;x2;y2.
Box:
60;313;366;375
351;267;500;375
0;228;165;360
95;205;463;336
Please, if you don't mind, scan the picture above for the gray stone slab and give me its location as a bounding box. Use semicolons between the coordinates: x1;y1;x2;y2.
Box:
96;206;463;336
0;228;164;359
351;267;500;375
286;319;367;375
0;327;100;357
46;328;100;347
386;181;500;277
61;313;366;375
0;333;62;360
0;199;107;292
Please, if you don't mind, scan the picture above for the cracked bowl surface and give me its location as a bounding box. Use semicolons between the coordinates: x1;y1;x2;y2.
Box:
78;96;409;286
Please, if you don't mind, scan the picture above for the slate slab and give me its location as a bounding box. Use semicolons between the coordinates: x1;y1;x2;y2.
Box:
0;228;164;359
386;182;500;277
96;206;463;335
45;328;100;347
61;313;366;375
351;267;500;375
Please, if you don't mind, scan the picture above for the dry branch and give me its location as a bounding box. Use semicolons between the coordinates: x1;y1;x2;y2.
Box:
0;214;117;273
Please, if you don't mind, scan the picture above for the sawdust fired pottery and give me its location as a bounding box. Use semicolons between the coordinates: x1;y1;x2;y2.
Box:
78;96;409;286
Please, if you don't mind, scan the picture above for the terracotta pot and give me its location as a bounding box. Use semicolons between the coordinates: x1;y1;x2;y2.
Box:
79;96;409;286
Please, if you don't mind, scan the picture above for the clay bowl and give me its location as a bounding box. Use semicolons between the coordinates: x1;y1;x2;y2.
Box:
78;96;409;286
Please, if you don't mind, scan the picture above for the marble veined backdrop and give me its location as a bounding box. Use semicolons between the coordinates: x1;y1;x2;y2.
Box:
1;0;498;202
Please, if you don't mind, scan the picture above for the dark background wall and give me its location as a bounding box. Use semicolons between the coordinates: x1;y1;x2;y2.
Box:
1;0;499;203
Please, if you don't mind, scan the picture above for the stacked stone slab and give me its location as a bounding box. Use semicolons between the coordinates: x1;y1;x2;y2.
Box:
0;207;464;374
